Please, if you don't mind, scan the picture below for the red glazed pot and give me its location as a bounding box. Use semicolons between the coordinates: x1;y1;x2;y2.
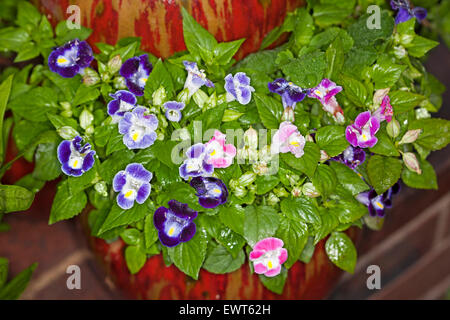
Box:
33;0;304;60
84;212;360;300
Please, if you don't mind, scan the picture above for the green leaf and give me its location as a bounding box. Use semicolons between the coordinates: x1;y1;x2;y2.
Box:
310;27;353;52
55;21;92;45
218;205;245;236
299;236;316;263
72;85;100;106
0;257;8;289
144;213;159;249
203;243;245;274
313;1;356;28
0;75;13;162
280;196;321;225
254;93;283;129
409;118;450;151
389;91;426;113
316;126;348;157
0;262;37;300
144;59;174;100
99;149;135;183
32;142;62;181
325;36;345;81
14;42;40;63
156;182;203;212
340;75;368;106
0;185;34;214
406;36;439;58
16;1;41;28
105;130;126;156
367;155;403;195
401;158;437;190
49;180;87;224
329;161;369;196
281;142;320;178
125;246;147;274
348;10;394;48
213;39;245;65
15;174;45;194
369;60;406;89
0;27;30;51
120;228;142;246
9;87;58;122
43;70;81;101
168;227;208;280
47;113;78;130
258;267;287;295
369;129;400;157
325;232;357;273
97;202;150;235
255;175;280;195
312;164;337;199
314;209;339;244
243;205;280;247
276;216;308;268
281;50;327;88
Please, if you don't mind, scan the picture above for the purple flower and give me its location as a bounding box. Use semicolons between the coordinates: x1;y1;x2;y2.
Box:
57;136;95;177
373;95;394;123
308;79;345;124
119;54;153;96
390;0;427;24
48;39;93;78
107;90;137;123
332;145;366;170
356;182;401;217
183;61;214;98
268;78;307;109
119;107;158;149
190;177;228;209
163;101;185;122
113;163;152;210
153;200;198;247
224;72;255;105
179;143;214;180
345;111;380;148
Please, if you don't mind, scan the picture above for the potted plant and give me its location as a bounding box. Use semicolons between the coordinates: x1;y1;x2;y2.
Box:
0;0;448;299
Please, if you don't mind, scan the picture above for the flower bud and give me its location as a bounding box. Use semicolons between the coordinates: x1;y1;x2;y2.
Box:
267;192;280;206
82;68;100;86
415;107;431;119
287;173;300;186
85;125;94;136
291;186;302;198
320;150;330;162
233;185;248;198
402;152;422;175
244;126;258;150
393;45;407;59
193;90;209;109
94;181;109;197
399;129;422;145
302;182;320;198
107;55;122;74
60;102;71;110
204;92;217;110
273;187;289;198
238;171;256;187
177;88;190;104
60;110;72;118
281;106;295;122
305;134;314;142
386;118;401;138
113;76;127;89
363;215;384;231
57;126;79;140
152;86;167;106
399;33;414;46
373;88;390;106
80;109;94;130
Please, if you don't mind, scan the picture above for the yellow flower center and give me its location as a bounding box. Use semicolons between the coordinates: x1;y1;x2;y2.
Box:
57;57;68;64
375;201;384;209
168;227;175;236
125;190;134;198
132;132;139;141
268;260;273;269
210;149;216;156
290;141;300;147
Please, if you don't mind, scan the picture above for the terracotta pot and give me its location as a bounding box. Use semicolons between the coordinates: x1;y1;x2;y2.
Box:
33;0;304;60
82;208;360;300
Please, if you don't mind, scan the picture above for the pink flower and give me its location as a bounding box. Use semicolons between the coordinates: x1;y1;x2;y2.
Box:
345;111;380;148
373;95;394;123
205;130;236;168
271;122;305;158
308;79;345;124
249;237;288;277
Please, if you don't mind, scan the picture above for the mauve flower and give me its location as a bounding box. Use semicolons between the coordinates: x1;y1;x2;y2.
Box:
271;122;306;158
48;39;93;78
57;136;95;177
391;0;427;24
332;145;366;170
119;107;158;150
356;182;401;217
345;111;380;148
249;237;288;277
224;72;255;105
308;79;345;124
179;143;214;180
190;177;228;209
205;130;237;168
373;95;394;123
163;101;185;122
119;54;153;96
107;90;137;123
268;78;307;109
113;163;152;210
153;200;198;247
183;61;214;98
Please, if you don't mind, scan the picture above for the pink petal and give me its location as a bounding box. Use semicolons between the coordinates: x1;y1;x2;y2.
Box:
369;116;380;136
224;144;236;157
354;111;372;128
249;250;265;261
254;237;283;252
264;265;282;277
254;263;268;274
210;158;228;168
345;126;359;147
278;248;288;264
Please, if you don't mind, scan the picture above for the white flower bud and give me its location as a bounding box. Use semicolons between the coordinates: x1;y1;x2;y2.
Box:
82;68;100;86
273;187;289;198
57;126;79;140
177;88;190;104
302;182;320;198
113;76;127;89
152;86;167;106
238;171;256;187
233;185;247;198
415;107;431;119
399;129;422;145
281;106;295;122
107;55;122;74
320;150;330;162
386;119;401;138
393;46;407;59
79;109;94;130
305;134;314;142
244;126;258;150
373;88;390;106
94;181;108;197
193;89;209;109
291;187;302;198
85;125;94;136
402;152;422;175
267;192;280;206
60;102;71;110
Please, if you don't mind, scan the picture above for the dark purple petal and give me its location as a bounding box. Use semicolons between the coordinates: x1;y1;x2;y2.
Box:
53;65;80;78
390;0;399;10
125;78;144;96
76;41;94;68
395;7;413;24
413;7;427;21
136;183;151;204
138;54;153;75
61;163;83;177
354;111;371;128
268;78;288;94
57;140;71;164
110;90;137;105
183;60;197;71
120;57;139;79
81;151;95;172
153;207;168;230
198;197;221;209
188;143;205;159
168;200;198;220
107;100;120;117
179;164;189;180
158;231;181;247
179;222;196;243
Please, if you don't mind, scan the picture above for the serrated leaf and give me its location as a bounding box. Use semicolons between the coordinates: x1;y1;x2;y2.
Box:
316;126;349;157
325;232;357;273
254;93;283;129
401;158;437;190
281;142;320;178
49;180;87;224
312;164;337;199
243;205;280;247
329;161;369;195
275;216;308;268
203;243;245;274
280;196;321;226
367;155;403;195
